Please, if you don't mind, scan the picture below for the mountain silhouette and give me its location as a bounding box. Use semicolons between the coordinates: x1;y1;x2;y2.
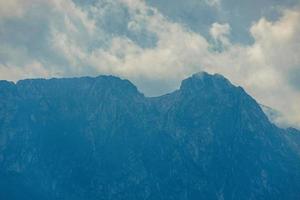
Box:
0;72;299;200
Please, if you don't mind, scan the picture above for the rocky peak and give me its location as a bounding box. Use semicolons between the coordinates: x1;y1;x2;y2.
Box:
179;72;233;93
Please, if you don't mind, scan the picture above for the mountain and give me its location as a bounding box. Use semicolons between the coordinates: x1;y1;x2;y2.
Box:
0;72;299;200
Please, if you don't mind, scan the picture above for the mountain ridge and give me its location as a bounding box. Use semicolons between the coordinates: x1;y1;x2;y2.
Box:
0;72;299;200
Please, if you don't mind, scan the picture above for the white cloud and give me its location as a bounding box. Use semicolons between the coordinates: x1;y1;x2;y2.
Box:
0;0;26;18
210;22;231;47
244;9;300;128
0;61;51;81
51;0;96;34
0;0;48;19
87;0;210;80
205;0;221;9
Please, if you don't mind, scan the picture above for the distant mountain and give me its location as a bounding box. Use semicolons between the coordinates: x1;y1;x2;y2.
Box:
0;72;299;200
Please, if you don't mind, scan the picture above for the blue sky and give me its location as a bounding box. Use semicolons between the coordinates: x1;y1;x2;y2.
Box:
0;0;300;128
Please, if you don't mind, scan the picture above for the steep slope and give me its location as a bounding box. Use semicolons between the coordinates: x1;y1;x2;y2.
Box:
152;73;300;199
285;128;300;155
0;72;299;200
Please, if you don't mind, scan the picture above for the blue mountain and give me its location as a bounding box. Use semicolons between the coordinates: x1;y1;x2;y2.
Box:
0;72;299;200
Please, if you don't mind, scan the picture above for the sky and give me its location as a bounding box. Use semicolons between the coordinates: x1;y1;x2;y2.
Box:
0;0;300;128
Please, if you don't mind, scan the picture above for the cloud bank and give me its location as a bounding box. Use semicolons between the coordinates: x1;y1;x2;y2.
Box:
0;0;299;128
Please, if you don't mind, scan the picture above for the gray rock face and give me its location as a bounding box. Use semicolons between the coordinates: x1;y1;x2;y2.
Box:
0;72;299;200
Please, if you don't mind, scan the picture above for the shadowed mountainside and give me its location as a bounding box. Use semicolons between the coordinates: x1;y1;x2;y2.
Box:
0;72;299;200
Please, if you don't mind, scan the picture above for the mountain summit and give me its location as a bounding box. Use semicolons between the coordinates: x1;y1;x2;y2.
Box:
0;72;299;200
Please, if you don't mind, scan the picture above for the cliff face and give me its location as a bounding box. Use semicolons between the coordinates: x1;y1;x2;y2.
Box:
0;72;299;200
